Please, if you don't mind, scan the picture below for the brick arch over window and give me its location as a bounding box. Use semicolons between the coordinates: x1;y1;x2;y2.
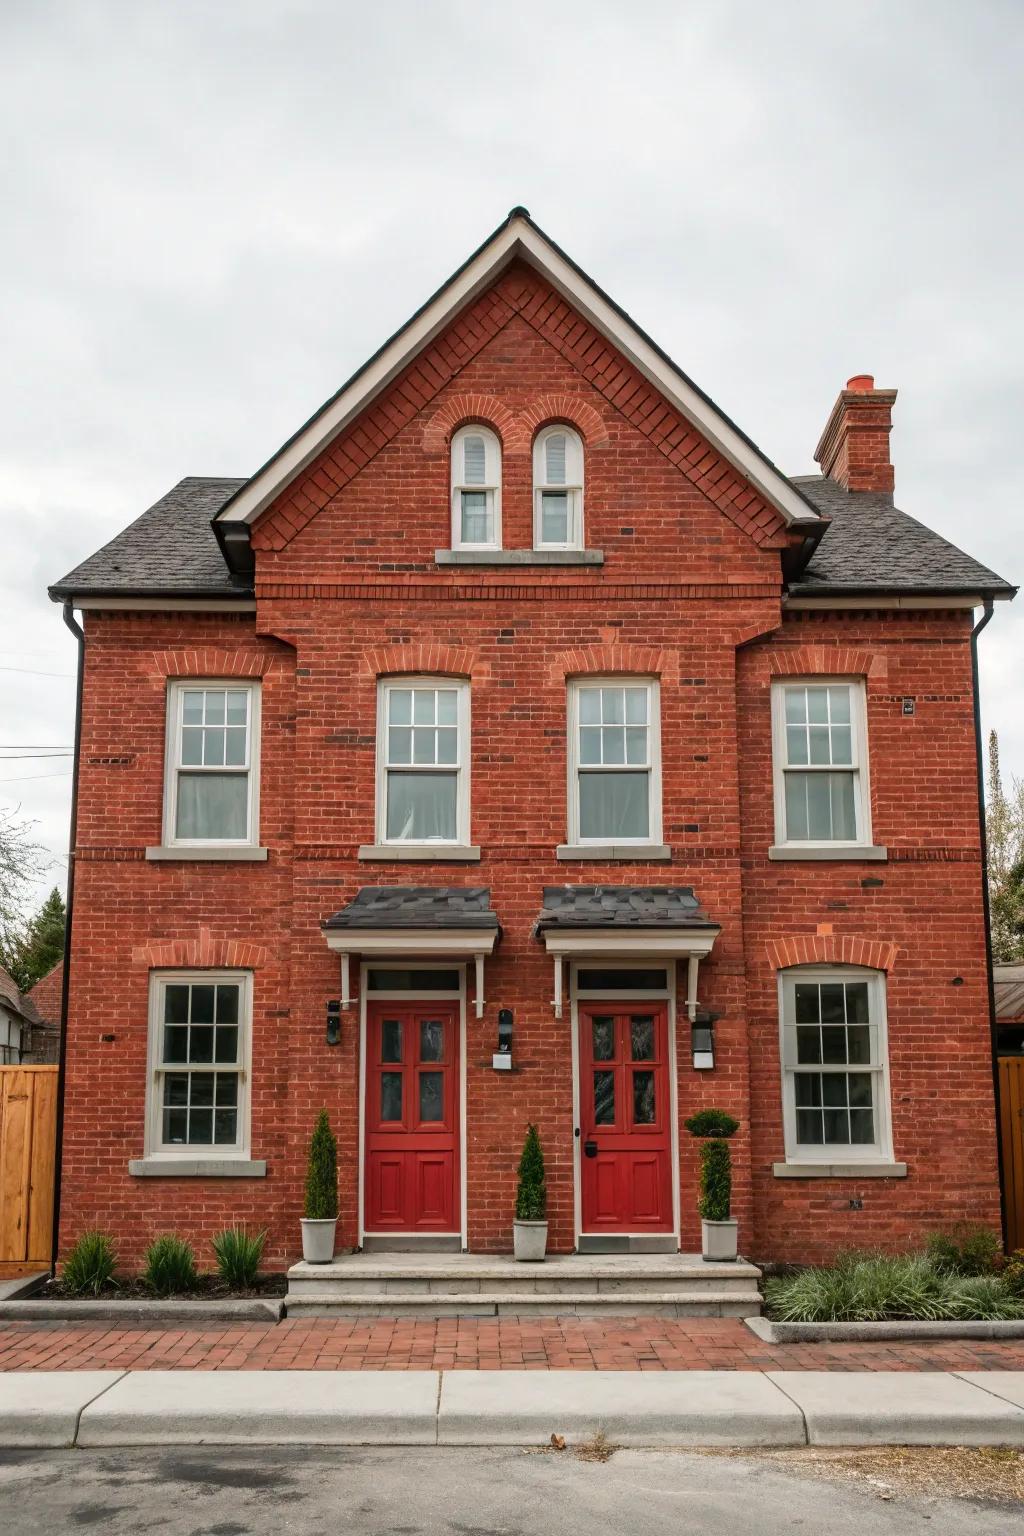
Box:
767;645;885;680
146;648;278;681
549;644;678;685
768;935;899;972
520;395;609;446
421;395;529;454
132;933;270;970
359;642;481;680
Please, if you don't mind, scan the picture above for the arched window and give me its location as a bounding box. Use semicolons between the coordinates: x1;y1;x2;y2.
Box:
533;425;584;550
451;426;501;550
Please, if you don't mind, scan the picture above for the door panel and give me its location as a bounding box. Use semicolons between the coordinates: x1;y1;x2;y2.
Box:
580;1006;673;1233
365;1004;459;1232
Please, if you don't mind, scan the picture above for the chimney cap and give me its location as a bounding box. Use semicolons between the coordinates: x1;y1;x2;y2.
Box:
846;374;875;392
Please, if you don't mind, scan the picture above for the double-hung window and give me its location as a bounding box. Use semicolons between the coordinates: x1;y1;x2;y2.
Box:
567;679;661;845
451;426;501;549
772;680;869;847
377;678;470;846
164;682;260;847
779;968;892;1161
146;972;252;1157
533;425;583;550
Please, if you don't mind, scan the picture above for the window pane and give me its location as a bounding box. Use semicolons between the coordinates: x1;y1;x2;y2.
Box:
389;689;412;725
163;1026;189;1064
386;772;457;840
191;1075;214;1108
822;1074;847;1106
226;691;248;725
180;727;204;766
625;727;648;765
190;1026;214;1063
848;1072;874;1108
420;1019;444;1062
388;726;412;764
577;968;667;991
630;1017;655;1060
633;1070;656;1124
786;724;808;766
602;688;625;724
808;725;832;765
784;688;807;724
579;689;601;725
382;1020;403;1063
784;773;809;839
793;983;820;1024
579;726;602;765
602;726;626;765
182;691;205;725
214;1109;237;1144
412;726;437;764
368;970;460;991
176;774;248;840
436;690;459;726
846;1025;871;1064
830;774;857;838
849;1107;875;1144
165;1074;189;1107
592;1017;615;1061
216;986;239;1024
823;1108;849;1143
785;771;856;842
190;1108;214;1144
806;687;828;724
419;1071;443;1121
380;1073;403;1122
224;728;247;767
831;726;853;765
829;686;851;724
805;773;833;839
795;1026;821;1064
462;434;486;484
819;984;845;1024
821;1027;847;1063
624;688;648;725
545;433;567;483
461;491;491;543
797;1108;824;1144
214;1025;238;1064
846;983;870;1024
165;985;190;1024
215;1074;238;1107
436;727;458;765
541;492;568;543
593;1070;615;1124
413;691;435;725
579;771;649;840
795;1074;821;1107
164;1107;188;1144
189;986;214;1023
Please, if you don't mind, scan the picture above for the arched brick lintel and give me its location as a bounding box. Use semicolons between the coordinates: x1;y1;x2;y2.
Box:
147;649;278;681
133;933;270;970
550;644;679;684
359;642;480;680
768;935;899;972
767;645;885;679
421;395;529;453
519;395;610;446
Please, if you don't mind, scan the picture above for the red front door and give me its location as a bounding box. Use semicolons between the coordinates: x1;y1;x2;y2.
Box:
365;1004;460;1233
579;1005;673;1234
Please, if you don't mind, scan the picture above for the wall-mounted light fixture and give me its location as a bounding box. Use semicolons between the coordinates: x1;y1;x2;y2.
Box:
326;999;341;1047
691;1009;718;1070
493;1007;513;1070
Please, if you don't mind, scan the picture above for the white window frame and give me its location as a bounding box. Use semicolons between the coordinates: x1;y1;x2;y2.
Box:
771;678;871;849
566;677;662;847
533;424;584;550
375;676;471;848
450;425;502;550
778;965;893;1163
0;1012;22;1065
162;680;261;848
144;970;253;1160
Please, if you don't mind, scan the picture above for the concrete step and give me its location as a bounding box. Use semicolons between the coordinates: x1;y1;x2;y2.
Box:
286;1271;761;1298
284;1288;763;1319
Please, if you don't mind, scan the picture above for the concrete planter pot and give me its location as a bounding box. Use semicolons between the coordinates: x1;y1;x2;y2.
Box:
701;1218;738;1263
512;1220;548;1262
300;1218;337;1264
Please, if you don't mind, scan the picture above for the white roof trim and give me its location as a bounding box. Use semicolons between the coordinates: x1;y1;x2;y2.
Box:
217;215;818;529
323;926;498;957
539;927;720;959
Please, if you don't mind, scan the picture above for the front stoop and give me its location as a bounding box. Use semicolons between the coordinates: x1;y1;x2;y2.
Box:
285;1252;762;1318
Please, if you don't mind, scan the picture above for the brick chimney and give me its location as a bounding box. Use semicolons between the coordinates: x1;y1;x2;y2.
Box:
814;374;897;495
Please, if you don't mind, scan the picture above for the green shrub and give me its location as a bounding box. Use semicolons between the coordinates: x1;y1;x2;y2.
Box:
515;1123;547;1221
764;1251;1024;1323
143;1234;198;1295
304;1109;338;1220
211;1227;267;1289
61;1231;117;1296
1003;1249;1024;1297
684;1107;739;1222
926;1224;1001;1277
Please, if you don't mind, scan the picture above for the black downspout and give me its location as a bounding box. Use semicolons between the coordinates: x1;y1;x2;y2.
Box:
971;598;1005;1245
51;601;84;1276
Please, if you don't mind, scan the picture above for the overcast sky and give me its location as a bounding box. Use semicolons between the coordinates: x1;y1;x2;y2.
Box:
1;0;1021;918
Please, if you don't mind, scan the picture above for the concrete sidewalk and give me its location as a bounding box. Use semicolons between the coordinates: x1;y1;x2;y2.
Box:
2;1368;1024;1448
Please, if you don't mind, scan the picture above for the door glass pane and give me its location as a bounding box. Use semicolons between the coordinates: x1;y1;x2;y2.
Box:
419;1071;443;1122
593;1070;615;1124
420;1019;444;1062
380;1072;403;1122
630;1017;655;1060
591;1017;615;1061
386;771;457;840
633;1070;656;1123
381;1019;403;1063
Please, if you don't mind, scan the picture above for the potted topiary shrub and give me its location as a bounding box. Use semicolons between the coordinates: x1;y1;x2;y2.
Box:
684;1107;740;1262
301;1108;339;1264
513;1122;547;1261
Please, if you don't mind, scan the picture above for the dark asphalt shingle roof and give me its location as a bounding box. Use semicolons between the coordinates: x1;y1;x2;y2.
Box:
995;964;1024;1021
323;887;499;930
536;886;716;930
789;477;1013;597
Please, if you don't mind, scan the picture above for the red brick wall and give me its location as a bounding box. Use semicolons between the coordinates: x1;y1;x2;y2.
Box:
57;270;1000;1270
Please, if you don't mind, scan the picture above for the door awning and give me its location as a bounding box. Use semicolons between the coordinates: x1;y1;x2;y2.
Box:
322;886;500;1016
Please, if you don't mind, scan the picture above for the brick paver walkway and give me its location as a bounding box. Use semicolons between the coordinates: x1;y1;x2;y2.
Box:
2;1316;1024;1372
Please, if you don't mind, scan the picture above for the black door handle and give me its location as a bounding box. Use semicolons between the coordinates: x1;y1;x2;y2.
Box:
584;1140;598;1158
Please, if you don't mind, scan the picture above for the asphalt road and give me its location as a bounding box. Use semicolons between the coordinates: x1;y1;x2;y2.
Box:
0;1444;1014;1534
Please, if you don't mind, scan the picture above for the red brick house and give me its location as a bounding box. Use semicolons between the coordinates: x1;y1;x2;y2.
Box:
50;210;1014;1270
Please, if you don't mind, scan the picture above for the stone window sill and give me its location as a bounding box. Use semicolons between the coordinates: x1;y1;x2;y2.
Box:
768;845;888;862
146;846;269;862
772;1160;907;1179
129;1157;267;1178
435;549;604;567
358;844;481;862
556;844;672;862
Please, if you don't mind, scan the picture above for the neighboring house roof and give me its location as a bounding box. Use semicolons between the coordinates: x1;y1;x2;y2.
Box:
788;477;1013;598
995;963;1024;1022
0;965;41;1026
27;959;63;1027
323;887;500;931
536;886;716;931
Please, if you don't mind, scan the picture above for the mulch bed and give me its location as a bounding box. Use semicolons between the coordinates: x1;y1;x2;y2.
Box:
36;1274;287;1302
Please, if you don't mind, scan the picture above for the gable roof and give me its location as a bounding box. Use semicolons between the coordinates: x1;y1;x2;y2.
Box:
0;965;41;1026
213;208;821;531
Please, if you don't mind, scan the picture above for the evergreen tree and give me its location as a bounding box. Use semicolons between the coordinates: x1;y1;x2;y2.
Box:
987;732;1024;962
12;887;66;991
515;1123;547;1221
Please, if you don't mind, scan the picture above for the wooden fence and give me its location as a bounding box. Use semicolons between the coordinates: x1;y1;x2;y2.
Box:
999;1056;1024;1255
0;1066;57;1276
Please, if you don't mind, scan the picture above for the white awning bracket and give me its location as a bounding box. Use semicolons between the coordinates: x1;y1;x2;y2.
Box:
552;955;564;1020
686;954;700;1022
340;952;352;1011
474;952;485;1020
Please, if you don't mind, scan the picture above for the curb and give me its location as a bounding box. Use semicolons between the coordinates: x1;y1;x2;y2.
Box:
747;1315;1024;1344
0;1299;284;1325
